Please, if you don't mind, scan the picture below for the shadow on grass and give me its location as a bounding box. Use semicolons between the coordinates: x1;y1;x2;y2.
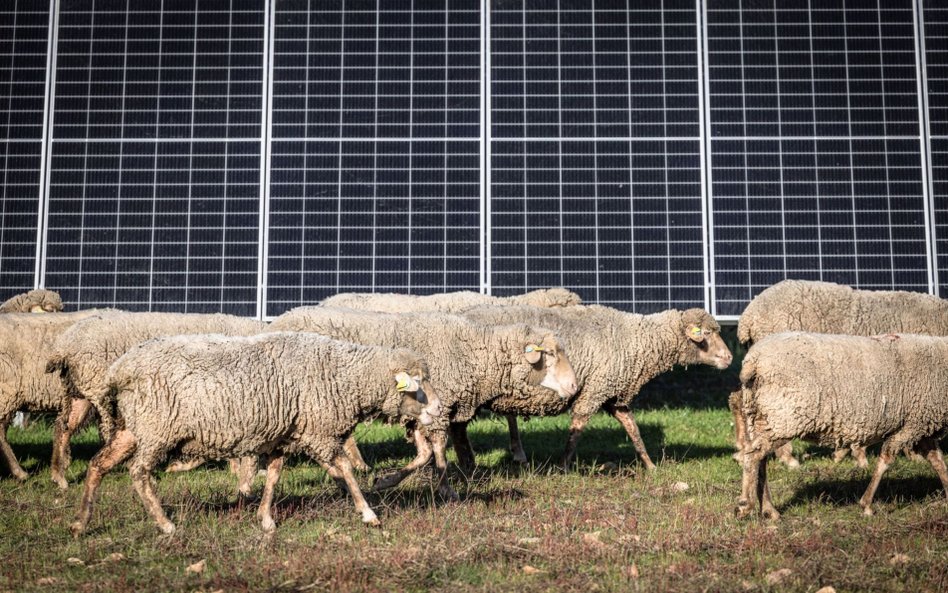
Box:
2;438;103;477
782;473;947;510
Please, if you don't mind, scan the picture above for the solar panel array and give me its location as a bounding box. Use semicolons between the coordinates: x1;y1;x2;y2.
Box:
0;1;48;293
1;1;946;319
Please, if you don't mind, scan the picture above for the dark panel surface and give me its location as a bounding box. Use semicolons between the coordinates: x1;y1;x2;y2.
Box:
708;0;929;316
46;1;264;314
490;0;705;312
0;2;48;296
266;0;482;316
926;5;948;297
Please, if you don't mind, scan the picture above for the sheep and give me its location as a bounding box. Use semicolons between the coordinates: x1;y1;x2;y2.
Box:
70;332;443;535
462;304;733;469
268;306;579;476
45;311;266;489
735;331;948;519
319;287;581;313
0;310;107;481
0;289;65;314
732;279;948;467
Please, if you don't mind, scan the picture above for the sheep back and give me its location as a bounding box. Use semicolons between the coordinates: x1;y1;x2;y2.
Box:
740;332;948;450
319;288;581;314
110;332;428;463
737;280;948;344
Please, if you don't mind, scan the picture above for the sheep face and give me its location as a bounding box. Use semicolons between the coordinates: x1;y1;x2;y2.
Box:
681;309;733;369
524;335;579;399
393;372;442;427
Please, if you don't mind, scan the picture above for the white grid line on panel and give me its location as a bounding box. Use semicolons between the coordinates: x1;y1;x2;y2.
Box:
913;0;938;295
697;0;712;313
109;6;131;306
333;1;346;297
36;0;58;289
843;4;860;288
481;0;490;294
371;6;380;293
183;5;199;308
146;2;164;311
257;0;273;319
554;0;563;297
625;0;636;307
408;4;414;293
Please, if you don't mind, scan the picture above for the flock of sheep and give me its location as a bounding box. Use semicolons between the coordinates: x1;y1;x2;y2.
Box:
1;280;947;535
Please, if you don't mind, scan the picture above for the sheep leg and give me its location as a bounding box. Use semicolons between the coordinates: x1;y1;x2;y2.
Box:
128;451;174;534
757;455;780;520
859;447;896;516
850;445;869;468
449;422;476;474
343;435;371;472
71;429;137;536
51;398;93;489
372;429;433;491
255;454;284;532
234;456;260;499
912;437;948;499
0;413;28;481
505;414;528;464
166;458;206;473
332;453;380;527
607;404;656;471
728;391;746;462
736;446;765;518
560;413;591;470
430;430;459;501
832;448;850;463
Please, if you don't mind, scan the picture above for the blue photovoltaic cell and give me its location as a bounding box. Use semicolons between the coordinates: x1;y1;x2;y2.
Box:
0;2;48;298
45;1;264;314
708;0;930;317
490;0;706;313
926;5;948;297
266;0;482;317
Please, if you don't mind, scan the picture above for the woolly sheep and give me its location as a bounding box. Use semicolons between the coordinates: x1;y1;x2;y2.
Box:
0;289;64;313
732;279;948;467
71;332;443;534
462;304;733;469
0;310;106;481
268;306;579;475
735;331;948;519
320;287;581;313
45;311;266;489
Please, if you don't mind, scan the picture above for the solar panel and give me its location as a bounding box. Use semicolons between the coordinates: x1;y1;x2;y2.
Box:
0;1;49;297
926;4;948;297
265;0;482;317
44;1;264;314
707;0;931;317
489;0;706;313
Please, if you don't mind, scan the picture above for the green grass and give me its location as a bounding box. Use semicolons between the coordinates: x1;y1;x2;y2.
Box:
3;339;948;593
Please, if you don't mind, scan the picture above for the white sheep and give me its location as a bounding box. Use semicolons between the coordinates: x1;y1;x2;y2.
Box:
45;311;265;488
735;331;948;519
268;306;579;476
0;289;64;313
0;310;106;481
70;332;443;534
732;279;948;467
319;287;581;313
462;304;733;469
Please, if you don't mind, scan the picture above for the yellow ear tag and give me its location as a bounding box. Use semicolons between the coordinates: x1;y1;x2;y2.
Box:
690;327;703;338
395;372;419;392
524;344;545;354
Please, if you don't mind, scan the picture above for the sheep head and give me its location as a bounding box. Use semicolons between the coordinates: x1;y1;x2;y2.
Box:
521;332;579;399
388;351;442;427
680;308;732;370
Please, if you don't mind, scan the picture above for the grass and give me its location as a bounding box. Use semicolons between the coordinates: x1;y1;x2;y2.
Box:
3;350;948;592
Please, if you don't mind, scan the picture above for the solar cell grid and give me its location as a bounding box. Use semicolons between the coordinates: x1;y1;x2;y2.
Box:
707;0;930;317
0;1;49;297
489;0;706;312
925;5;948;297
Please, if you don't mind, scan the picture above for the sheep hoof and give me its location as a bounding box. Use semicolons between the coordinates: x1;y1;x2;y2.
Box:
861;505;874;517
784;458;801;469
438;485;460;502
69;521;86;538
361;508;380;527
762;508;781;521
51;474;69;490
734;502;752;519
260;517;276;532
158;521;176;535
371;474;400;492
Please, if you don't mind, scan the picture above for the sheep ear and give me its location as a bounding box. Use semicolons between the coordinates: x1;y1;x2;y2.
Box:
394;372;419;392
523;344;544;364
686;325;705;343
30;305;47;314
